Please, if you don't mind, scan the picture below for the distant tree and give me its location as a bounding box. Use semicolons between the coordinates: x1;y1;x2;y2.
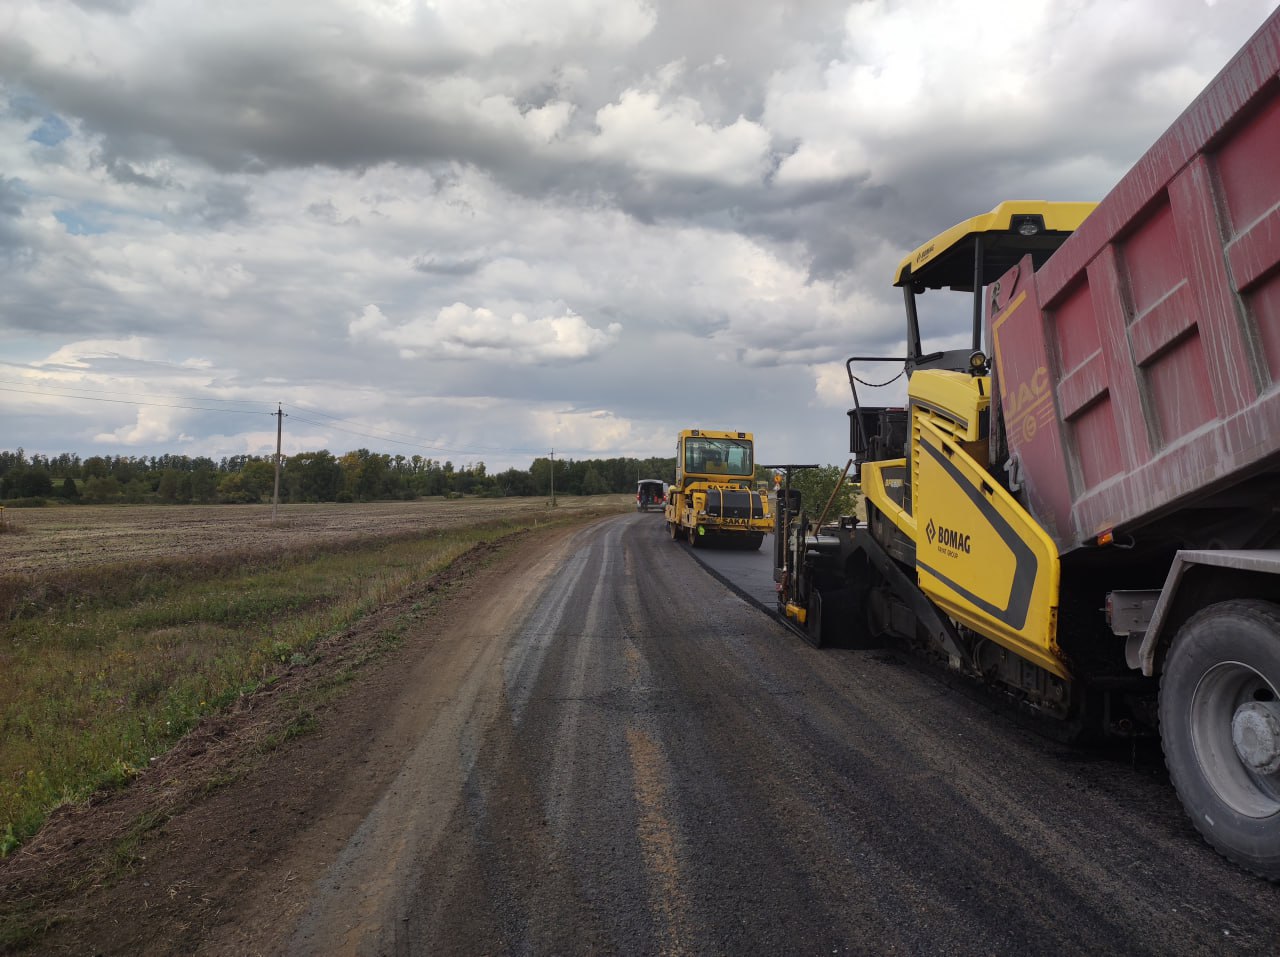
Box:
59;476;80;500
239;459;276;501
411;459;449;497
529;456;568;499
580;465;609;495
459;462;494;496
122;478;148;504
83;476;122;503
0;449;27;480
220;454;256;473
356;453;388;501
334;448;399;501
51;452;81;476
493;467;535;496
217;473;258;504
13;468;54;498
286;450;342;502
107;456;137;484
191;469;219;504
157;470;180;503
0;449;678;504
337;450;364;499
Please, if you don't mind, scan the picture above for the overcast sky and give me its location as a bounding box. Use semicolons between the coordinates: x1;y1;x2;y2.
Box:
1;0;1275;473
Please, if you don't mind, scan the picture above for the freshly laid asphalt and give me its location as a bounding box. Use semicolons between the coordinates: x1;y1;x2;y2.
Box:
691;534;779;611
647;512;779;614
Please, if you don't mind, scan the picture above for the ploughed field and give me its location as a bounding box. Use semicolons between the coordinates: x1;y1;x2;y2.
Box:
0;497;625;572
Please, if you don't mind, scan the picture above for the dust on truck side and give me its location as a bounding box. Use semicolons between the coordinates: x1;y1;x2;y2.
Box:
665;429;772;550
776;9;1280;878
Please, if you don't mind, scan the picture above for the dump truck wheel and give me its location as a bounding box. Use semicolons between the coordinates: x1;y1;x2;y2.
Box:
1160;600;1280;880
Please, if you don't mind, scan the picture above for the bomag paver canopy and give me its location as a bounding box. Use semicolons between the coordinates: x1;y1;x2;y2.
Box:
894;201;1097;291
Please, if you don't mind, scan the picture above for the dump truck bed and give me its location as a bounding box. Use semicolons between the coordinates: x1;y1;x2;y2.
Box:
988;9;1280;554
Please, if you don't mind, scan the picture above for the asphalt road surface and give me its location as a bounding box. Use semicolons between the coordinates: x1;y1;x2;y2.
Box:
274;512;1279;955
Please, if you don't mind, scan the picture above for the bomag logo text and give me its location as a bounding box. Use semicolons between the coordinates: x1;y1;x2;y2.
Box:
936;525;971;555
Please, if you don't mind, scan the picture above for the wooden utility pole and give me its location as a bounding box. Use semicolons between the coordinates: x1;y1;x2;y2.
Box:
549;448;557;507
272;404;284;521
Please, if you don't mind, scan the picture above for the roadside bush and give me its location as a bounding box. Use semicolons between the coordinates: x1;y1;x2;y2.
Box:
783;465;861;525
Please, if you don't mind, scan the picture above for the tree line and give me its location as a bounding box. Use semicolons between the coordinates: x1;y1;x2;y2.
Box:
0;449;678;505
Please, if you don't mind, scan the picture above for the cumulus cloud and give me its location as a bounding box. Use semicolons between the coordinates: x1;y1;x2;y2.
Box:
92;405;190;445
589;88;771;186
349;303;623;363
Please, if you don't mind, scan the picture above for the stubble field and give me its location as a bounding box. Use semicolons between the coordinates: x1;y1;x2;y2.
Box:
1;496;628;572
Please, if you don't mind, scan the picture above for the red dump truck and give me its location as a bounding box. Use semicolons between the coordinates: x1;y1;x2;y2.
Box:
775;10;1280;877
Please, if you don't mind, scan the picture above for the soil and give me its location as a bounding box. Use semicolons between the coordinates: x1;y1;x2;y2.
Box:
0;516;588;956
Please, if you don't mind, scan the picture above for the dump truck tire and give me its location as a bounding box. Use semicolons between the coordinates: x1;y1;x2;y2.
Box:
1160;599;1280;881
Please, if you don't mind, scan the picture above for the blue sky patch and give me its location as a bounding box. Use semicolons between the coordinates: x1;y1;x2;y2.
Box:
54;208;110;236
29;113;72;147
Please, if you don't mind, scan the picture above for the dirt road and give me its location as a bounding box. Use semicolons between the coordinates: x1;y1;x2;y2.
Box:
7;512;1280;954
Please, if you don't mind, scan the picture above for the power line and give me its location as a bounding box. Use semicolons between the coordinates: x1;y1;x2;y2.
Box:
3;383;595;460
282;402;550;455
283;404;482;451
0;376;266;408
0;384;273;416
286;412;504;458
